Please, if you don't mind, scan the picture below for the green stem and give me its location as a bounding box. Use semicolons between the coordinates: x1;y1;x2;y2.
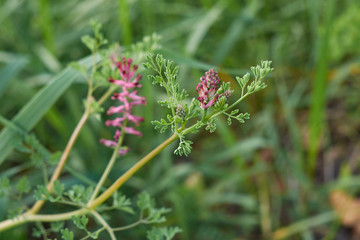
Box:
0;208;89;232
156;69;178;131
118;0;132;45
201;108;208;122
88;133;178;209
91;210;116;240
89;121;127;203
209;91;250;119
113;219;147;232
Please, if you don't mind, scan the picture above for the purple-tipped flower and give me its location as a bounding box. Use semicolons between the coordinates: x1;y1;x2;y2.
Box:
196;69;221;109
100;57;147;155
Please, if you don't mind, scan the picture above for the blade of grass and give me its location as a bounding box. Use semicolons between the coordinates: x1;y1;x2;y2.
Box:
307;0;335;175
159;48;248;75
0;55;96;165
140;0;155;35
212;0;259;65
275;77;307;170
0;56;28;98
36;0;56;53
208;136;267;163
200;0;213;9
0;0;24;24
272;211;336;240
185;1;226;56
118;0;132;45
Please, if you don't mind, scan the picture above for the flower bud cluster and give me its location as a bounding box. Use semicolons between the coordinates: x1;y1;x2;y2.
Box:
175;105;186;120
196;69;231;109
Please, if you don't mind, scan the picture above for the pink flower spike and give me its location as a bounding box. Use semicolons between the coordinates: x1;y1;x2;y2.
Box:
124;126;142;136
101;57;146;153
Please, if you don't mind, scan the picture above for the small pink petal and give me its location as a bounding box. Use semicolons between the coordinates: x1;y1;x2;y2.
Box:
130;99;147;106
105;118;125;127
126;112;144;126
114;129;121;141
128;91;147;102
100;139;118;147
118;148;130;156
107;105;125;115
112;91;129;101
124;126;142;136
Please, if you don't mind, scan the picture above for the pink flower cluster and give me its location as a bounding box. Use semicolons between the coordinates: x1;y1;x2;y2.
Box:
196;69;221;109
100;57;147;155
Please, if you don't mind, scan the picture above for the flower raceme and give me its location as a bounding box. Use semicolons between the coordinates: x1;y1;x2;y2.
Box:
100;57;147;155
196;69;230;109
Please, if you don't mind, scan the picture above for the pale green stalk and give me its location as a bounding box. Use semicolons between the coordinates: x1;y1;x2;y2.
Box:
87;133;179;209
91;210;116;240
88;121;127;203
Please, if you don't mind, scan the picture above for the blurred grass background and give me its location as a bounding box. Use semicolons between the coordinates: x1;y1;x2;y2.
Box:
1;0;360;239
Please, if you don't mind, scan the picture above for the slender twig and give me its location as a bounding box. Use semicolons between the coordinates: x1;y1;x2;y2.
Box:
113;219;149;232
91;210;116;240
88;121;127;203
80;227;105;240
98;85;117;105
0;208;89;232
88;133;178;209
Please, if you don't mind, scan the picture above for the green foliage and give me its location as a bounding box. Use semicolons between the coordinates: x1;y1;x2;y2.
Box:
113;192;135;214
61;228;74;240
72;215;88;230
174;139;193;157
147;226;182;240
144;54;188;110
206;119;217;133
225;110;250;125
32;227;43;238
146;54;272;158
50;222;65;233
330;3;360;60
65;185;93;205
151;116;174;133
34;181;93;207
72;215;101;239
81;20;108;53
0;177;10;198
34;185;59;202
137;192;170;224
16;176;30;194
129;34;161;62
